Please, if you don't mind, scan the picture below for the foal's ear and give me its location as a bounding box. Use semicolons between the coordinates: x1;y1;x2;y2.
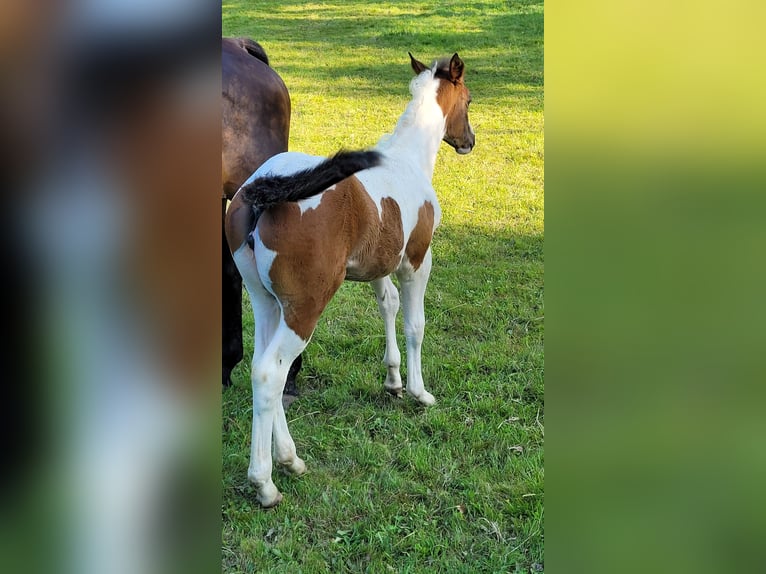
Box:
449;53;465;82
409;52;428;75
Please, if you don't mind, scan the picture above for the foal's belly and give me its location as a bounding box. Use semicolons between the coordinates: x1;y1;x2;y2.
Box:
344;253;403;282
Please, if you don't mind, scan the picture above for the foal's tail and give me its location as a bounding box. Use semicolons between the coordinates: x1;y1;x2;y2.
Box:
238;149;382;209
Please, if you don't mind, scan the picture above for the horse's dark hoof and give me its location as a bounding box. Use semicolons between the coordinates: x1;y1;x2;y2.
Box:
282;393;299;410
223;372;233;387
283;380;299;397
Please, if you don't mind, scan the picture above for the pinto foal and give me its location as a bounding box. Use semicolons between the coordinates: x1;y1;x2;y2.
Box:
225;53;474;507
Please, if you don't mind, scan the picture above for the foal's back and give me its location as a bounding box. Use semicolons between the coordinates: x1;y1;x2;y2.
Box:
251;150;438;285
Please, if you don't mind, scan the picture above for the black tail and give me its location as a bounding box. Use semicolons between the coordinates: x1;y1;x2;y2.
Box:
239;149;382;209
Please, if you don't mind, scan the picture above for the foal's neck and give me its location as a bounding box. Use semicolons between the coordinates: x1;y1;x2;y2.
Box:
383;84;446;180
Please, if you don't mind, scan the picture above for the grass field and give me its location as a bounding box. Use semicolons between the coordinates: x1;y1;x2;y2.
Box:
222;1;544;571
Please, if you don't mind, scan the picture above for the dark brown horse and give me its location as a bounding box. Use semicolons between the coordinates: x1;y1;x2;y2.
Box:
222;38;302;392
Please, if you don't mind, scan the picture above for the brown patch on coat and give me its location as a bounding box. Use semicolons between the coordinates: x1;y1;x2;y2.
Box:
405;202;435;270
257;177;404;340
224;192;254;251
345;196;404;281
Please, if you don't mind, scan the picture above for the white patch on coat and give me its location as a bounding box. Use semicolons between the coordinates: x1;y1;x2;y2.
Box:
298;185;334;215
232;230;278;299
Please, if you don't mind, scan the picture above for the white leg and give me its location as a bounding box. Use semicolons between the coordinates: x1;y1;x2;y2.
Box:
234;244;309;505
371;276;403;396
248;321;308;507
273;397;306;475
233;245;279;363
397;250;435;406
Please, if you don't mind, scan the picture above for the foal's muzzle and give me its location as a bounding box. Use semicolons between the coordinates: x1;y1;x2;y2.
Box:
446;129;475;155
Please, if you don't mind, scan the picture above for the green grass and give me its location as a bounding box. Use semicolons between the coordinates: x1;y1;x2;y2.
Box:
222;1;543;571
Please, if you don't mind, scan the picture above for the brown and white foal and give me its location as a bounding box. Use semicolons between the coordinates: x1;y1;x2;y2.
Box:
225;53;474;507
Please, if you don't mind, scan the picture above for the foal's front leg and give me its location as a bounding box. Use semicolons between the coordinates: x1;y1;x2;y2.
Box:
397;250;435;406
372;276;403;397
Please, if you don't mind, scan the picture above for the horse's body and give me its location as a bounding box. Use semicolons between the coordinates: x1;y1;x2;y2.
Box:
222;38;304;390
225;53;474;507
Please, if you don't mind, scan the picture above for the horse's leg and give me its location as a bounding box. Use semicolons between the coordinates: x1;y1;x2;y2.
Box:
248;297;305;505
222;224;243;386
397;249;436;406
232;244;290;507
283;354;302;397
271;267;344;484
371;276;403;397
272;393;306;474
246;246;342;505
248;321;307;507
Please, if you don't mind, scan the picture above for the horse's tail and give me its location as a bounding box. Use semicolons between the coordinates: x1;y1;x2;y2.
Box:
239;150;382;210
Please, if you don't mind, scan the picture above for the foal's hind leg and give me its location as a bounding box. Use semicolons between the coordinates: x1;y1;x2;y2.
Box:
232;245;278;363
273;396;306;475
371;276;403;397
233;245;306;506
397;249;435;406
248;321;308;507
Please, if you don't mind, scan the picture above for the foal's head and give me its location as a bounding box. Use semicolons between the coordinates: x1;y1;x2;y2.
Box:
410;52;475;154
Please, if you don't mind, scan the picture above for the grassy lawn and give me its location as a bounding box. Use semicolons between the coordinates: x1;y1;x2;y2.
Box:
222;1;544;572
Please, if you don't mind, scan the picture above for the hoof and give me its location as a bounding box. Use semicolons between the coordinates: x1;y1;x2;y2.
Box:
282;393;299;410
259;491;283;509
283;380;299;397
280;457;307;476
384;374;404;398
410;389;436;406
254;480;282;508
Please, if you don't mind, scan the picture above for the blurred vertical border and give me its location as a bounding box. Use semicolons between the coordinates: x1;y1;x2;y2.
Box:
1;1;221;573
547;1;766;572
